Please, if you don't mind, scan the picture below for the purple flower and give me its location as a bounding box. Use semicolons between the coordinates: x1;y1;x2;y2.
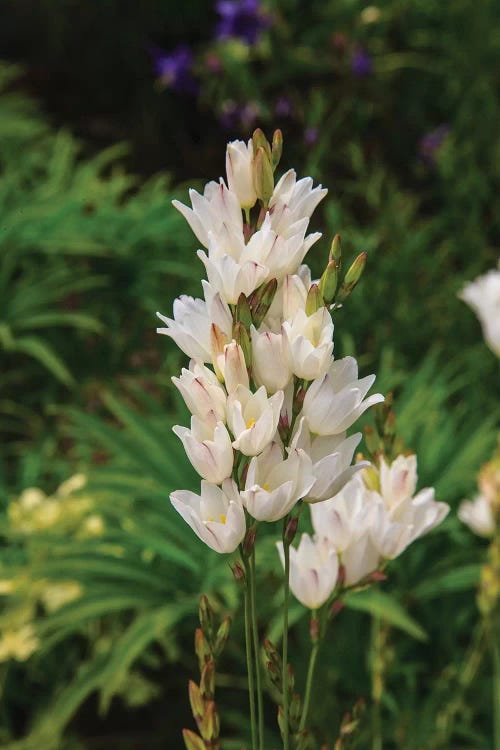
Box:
274;96;294;118
304;127;319;146
418;125;450;166
152;45;199;95
215;0;272;45
220;100;261;130
351;46;373;77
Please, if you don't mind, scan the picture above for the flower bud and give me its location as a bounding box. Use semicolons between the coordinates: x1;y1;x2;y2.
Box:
236;293;253;330
232;322;252;369
329;599;345;619
195;628;211;672
319;259;339;305
310;615;320;643
231;562;246;584
284;515;299;545
329;233;342;263
182;729;205;750
243;526;257;557
290;691;302;725
366;570;387;583
188;681;204;727
336;252;367;303
199;595;214;640
214;615;231;657
253;146;274;206
272;129;283;171
305;283;324;316
210;323;229;380
200;700;219;741
252;127;272;160
251;277;278;328
364;424;381;457
200;659;215;700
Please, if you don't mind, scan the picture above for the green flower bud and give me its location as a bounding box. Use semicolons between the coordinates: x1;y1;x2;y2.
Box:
305;283;324;316
200;700;219;741
251;278;278;327
329;233;342;263
272;129;283;171
195;628;211;672
235;292;253;330
198;595;214;640
233;321;252;368
252;127;272;160
200;659;215;700
253;146;274;206
188;680;204;727
213;616;231;658
336;252;367;303
318;259;339;305
182;729;205;750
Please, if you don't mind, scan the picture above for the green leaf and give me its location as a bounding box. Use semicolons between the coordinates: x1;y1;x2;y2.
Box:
343;589;428;642
412;564;481;600
10;335;74;386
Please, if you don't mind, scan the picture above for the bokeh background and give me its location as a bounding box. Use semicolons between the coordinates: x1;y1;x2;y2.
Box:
1;1;499;748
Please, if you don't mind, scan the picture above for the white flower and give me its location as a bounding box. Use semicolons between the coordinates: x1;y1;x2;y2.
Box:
170;479;246;554
173;416;234;484
277;533;339;609
282;307;334;381
291;418;369;502
303;357;384;435
282;271;309;321
172;179;243;249
216;340;250;393
157;286;232;362
226;139;257;209
310;473;379;585
227;386;284;456
458;494;495;538
198;249;269;304
459;267;500;356
269;169;327;237
172;361;227;423
251;327;292;393
378;454;418;510
241;442;315;521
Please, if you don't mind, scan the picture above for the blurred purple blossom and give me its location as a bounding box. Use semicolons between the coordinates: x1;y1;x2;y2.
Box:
274;96;294;118
304;127;319;146
152;45;199;95
418;125;450;165
351;46;373;77
215;0;272;45
220;100;261;130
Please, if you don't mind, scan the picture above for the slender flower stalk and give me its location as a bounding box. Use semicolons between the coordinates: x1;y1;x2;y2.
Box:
299;616;320;731
243;558;258;750
249;551;264;750
282;518;291;750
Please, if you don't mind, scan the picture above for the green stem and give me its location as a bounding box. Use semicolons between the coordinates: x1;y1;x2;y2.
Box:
244;568;258;750
299;637;319;731
492;627;500;750
282;532;291;750
371;615;383;750
249;551;264;750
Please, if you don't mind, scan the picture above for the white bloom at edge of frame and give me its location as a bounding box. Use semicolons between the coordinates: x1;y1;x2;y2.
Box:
172;179;243;249
459;266;500;356
282;307;334;381
241;442;315;521
303;356;384;435
226;138;257;209
251;326;292;393
172;361;227;423
173;415;234;485
269;169;328;237
291;417;369;502
277;533;339;610
227;385;284;456
157;286;232;363
198;249;269;305
458;494;496;538
310;473;380;585
170;479;246;554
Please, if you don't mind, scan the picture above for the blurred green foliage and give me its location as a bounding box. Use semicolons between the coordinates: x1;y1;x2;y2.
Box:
0;0;499;747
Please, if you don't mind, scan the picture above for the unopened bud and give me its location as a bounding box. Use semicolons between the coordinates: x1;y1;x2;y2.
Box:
231;562;246;584
199;595;214;639
305;283;324;316
243;526;257;557
251;277;278;327
232;321;252;369
252;128;271;160
286;662;295;693
182;729;205;750
367;570;387;583
210;323;229;380
236;293;253;330
336;252;367;303
310;615;320;643
319;259;339;305
329;233;342;263
271;129;283;171
266;659;281;689
277;705;286;737
384;409;396;437
195;628;211;671
364;425;380;456
200;660;215;700
200;700;219;741
293;386;306;416
337;564;346;587
214;616;231;657
253;146;274;206
290;691;302;724
188;680;204;726
284;515;298;545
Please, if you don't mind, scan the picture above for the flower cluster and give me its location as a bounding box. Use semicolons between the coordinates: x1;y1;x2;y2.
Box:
159;130;384;554
459;448;500;538
280;454;450;609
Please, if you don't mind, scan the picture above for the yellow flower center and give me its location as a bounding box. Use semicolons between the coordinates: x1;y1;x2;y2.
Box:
246;417;256;429
219;513;227;524
262;482;271;491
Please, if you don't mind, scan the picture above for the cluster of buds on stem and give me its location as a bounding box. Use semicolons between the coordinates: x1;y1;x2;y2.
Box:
333;699;366;750
183;596;231;750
